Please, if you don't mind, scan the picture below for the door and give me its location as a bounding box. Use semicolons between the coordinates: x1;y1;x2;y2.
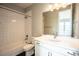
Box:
38;45;52;56
35;41;40;56
35;41;52;56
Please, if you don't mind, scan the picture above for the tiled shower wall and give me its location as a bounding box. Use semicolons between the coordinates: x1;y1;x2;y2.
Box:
0;6;25;55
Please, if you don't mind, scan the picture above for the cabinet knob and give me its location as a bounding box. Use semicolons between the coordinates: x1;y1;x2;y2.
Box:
48;52;50;56
48;52;52;56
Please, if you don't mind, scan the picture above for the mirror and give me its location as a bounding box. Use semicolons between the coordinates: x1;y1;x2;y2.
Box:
43;4;74;37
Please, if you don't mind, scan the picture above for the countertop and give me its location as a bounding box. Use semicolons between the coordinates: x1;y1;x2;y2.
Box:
33;35;79;51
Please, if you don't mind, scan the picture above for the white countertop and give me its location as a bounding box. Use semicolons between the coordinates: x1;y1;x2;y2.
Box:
33;35;79;50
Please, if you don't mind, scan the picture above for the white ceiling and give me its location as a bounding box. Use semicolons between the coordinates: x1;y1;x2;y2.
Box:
14;3;32;9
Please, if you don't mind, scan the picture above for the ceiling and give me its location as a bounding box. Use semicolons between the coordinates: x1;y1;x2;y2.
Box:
14;3;32;9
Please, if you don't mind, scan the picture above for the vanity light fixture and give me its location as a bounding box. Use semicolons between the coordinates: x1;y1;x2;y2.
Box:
49;4;54;11
49;3;71;11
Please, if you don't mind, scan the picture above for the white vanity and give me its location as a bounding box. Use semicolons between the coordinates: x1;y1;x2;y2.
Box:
34;35;79;56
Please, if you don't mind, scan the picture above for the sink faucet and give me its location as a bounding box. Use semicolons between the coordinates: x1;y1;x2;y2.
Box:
53;32;57;38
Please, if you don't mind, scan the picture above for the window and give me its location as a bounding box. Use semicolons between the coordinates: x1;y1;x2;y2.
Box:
58;9;72;36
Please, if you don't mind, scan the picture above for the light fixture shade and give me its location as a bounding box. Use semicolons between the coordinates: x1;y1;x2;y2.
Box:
49;5;53;11
49;3;71;11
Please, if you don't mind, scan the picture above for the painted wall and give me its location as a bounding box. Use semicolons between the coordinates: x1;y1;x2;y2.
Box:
74;3;79;38
32;3;50;37
0;6;25;55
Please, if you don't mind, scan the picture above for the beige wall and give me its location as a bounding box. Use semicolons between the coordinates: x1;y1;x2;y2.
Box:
74;3;79;38
32;3;51;37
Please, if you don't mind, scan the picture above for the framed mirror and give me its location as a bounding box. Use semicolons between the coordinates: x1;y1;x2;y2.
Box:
43;4;75;37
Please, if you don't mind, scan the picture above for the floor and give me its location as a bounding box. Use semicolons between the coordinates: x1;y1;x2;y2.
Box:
16;51;35;56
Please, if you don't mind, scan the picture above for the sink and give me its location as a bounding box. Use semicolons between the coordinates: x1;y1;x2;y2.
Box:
49;39;61;42
49;36;72;42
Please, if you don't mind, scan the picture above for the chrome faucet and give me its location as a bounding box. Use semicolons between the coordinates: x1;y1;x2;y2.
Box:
53;32;57;38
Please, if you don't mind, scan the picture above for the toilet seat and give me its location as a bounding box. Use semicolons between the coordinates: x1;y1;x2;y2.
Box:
23;44;34;51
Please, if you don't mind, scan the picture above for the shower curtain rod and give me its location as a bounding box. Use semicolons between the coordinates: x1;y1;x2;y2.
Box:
0;5;25;15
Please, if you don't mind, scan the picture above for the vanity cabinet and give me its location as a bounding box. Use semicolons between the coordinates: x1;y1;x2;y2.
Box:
35;40;52;56
34;40;79;56
35;40;62;56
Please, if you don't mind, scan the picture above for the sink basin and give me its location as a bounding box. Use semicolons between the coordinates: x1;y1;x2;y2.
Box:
49;39;61;42
48;36;73;42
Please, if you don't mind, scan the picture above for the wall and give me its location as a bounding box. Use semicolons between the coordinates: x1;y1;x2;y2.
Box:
32;3;51;37
74;3;79;38
0;5;25;55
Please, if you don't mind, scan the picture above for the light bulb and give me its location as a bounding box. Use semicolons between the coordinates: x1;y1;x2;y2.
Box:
48;3;71;12
56;7;60;10
54;3;59;7
54;3;60;10
50;9;54;11
49;4;54;11
49;5;52;10
62;4;67;8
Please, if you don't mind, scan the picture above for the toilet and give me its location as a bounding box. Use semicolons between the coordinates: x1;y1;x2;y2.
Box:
23;43;34;56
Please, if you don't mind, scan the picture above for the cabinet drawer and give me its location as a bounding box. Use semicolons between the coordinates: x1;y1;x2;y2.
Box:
35;40;53;50
52;46;77;56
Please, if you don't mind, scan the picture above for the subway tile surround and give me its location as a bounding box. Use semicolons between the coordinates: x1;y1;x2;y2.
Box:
0;5;25;55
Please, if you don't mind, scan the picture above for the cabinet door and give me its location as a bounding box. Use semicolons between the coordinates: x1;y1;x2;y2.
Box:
35;41;52;56
39;45;52;56
35;41;41;56
52;52;64;56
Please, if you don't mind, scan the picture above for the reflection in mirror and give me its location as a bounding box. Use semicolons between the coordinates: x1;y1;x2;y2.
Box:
43;4;74;37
